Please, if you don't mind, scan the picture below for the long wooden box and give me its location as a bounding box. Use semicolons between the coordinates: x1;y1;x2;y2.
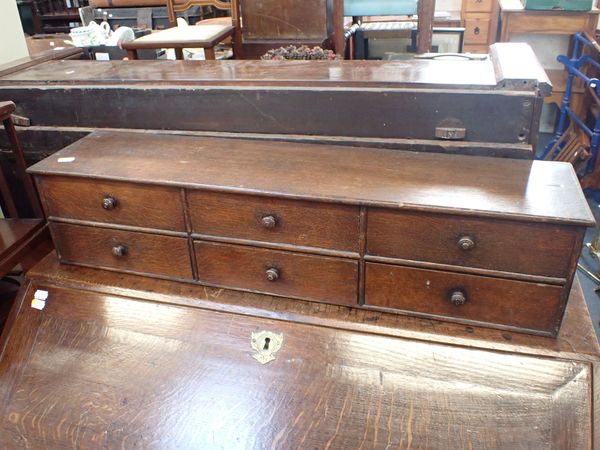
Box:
28;130;594;336
0;254;598;448
0;43;550;159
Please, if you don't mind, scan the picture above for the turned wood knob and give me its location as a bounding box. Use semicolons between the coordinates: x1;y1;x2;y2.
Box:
112;245;127;257
266;268;279;281
261;215;277;229
102;196;118;210
458;236;475;251
450;290;467;306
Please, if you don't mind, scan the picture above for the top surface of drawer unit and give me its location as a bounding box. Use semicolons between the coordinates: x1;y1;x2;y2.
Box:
28;131;595;227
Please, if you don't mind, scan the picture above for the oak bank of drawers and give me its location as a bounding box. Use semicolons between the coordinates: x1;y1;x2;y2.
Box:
29;131;595;336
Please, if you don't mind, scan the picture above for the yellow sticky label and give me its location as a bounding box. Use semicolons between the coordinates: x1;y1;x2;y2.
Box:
31;298;46;310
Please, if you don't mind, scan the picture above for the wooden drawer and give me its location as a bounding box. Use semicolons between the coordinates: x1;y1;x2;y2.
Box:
367;209;578;279
51;222;192;280
37;176;185;231
188;191;360;252
464;0;493;12
464;17;490;44
365;263;563;334
194;240;358;305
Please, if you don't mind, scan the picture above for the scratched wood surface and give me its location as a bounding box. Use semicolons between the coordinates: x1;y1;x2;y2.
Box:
0;254;597;449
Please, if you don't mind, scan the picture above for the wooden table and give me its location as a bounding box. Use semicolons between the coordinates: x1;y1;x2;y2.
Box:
122;24;235;60
0;252;598;448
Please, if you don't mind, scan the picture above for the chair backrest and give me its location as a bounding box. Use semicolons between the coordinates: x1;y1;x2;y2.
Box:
344;0;417;17
167;0;232;25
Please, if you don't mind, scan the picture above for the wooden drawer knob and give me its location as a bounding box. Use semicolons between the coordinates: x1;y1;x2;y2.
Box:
261;215;277;229
102;196;118;210
458;236;475;251
112;244;127;257
265;268;279;281
450;290;467;306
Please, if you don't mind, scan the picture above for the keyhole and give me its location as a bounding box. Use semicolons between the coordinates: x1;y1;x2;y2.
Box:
263;337;271;350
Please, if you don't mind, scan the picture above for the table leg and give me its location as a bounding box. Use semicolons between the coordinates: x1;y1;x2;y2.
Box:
126;49;138;60
175;48;184;60
204;46;216;60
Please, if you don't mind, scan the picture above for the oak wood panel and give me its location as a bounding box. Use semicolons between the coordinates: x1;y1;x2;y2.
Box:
365;263;563;335
37;176;185;231
367;209;580;279
194;240;358;305
188;190;360;252
0;281;593;448
27;131;595;226
51;222;192;280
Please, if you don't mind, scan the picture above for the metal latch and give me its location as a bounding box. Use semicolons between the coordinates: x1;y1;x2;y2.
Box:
435;126;466;140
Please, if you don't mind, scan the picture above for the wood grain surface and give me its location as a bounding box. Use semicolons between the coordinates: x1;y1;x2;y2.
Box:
28;131;594;225
38;176;185;231
365;262;563;335
195;240;358;305
188;190;360;252
51;222;192;280
0;270;594;449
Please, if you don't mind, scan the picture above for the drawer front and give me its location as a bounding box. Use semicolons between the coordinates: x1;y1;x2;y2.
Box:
365;263;563;334
464;17;490;44
463;44;489;54
367;209;578;279
37;176;185;231
464;0;493;12
52;222;192;279
194;241;358;305
188;191;360;252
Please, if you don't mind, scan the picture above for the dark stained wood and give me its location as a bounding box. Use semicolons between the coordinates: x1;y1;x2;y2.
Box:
4;126;537;162
37;176;186;231
195;240;358;305
29;131;594;225
0;257;597;448
365;262;563;335
367;209;582;279
50;222;192;280
188;190;360;252
0;51;551;90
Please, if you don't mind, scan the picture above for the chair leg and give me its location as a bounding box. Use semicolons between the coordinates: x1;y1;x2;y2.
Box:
204;46;216;60
0;165;18;218
3;118;43;217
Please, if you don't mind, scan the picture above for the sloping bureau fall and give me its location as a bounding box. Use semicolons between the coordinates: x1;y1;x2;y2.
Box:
28;131;595;336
